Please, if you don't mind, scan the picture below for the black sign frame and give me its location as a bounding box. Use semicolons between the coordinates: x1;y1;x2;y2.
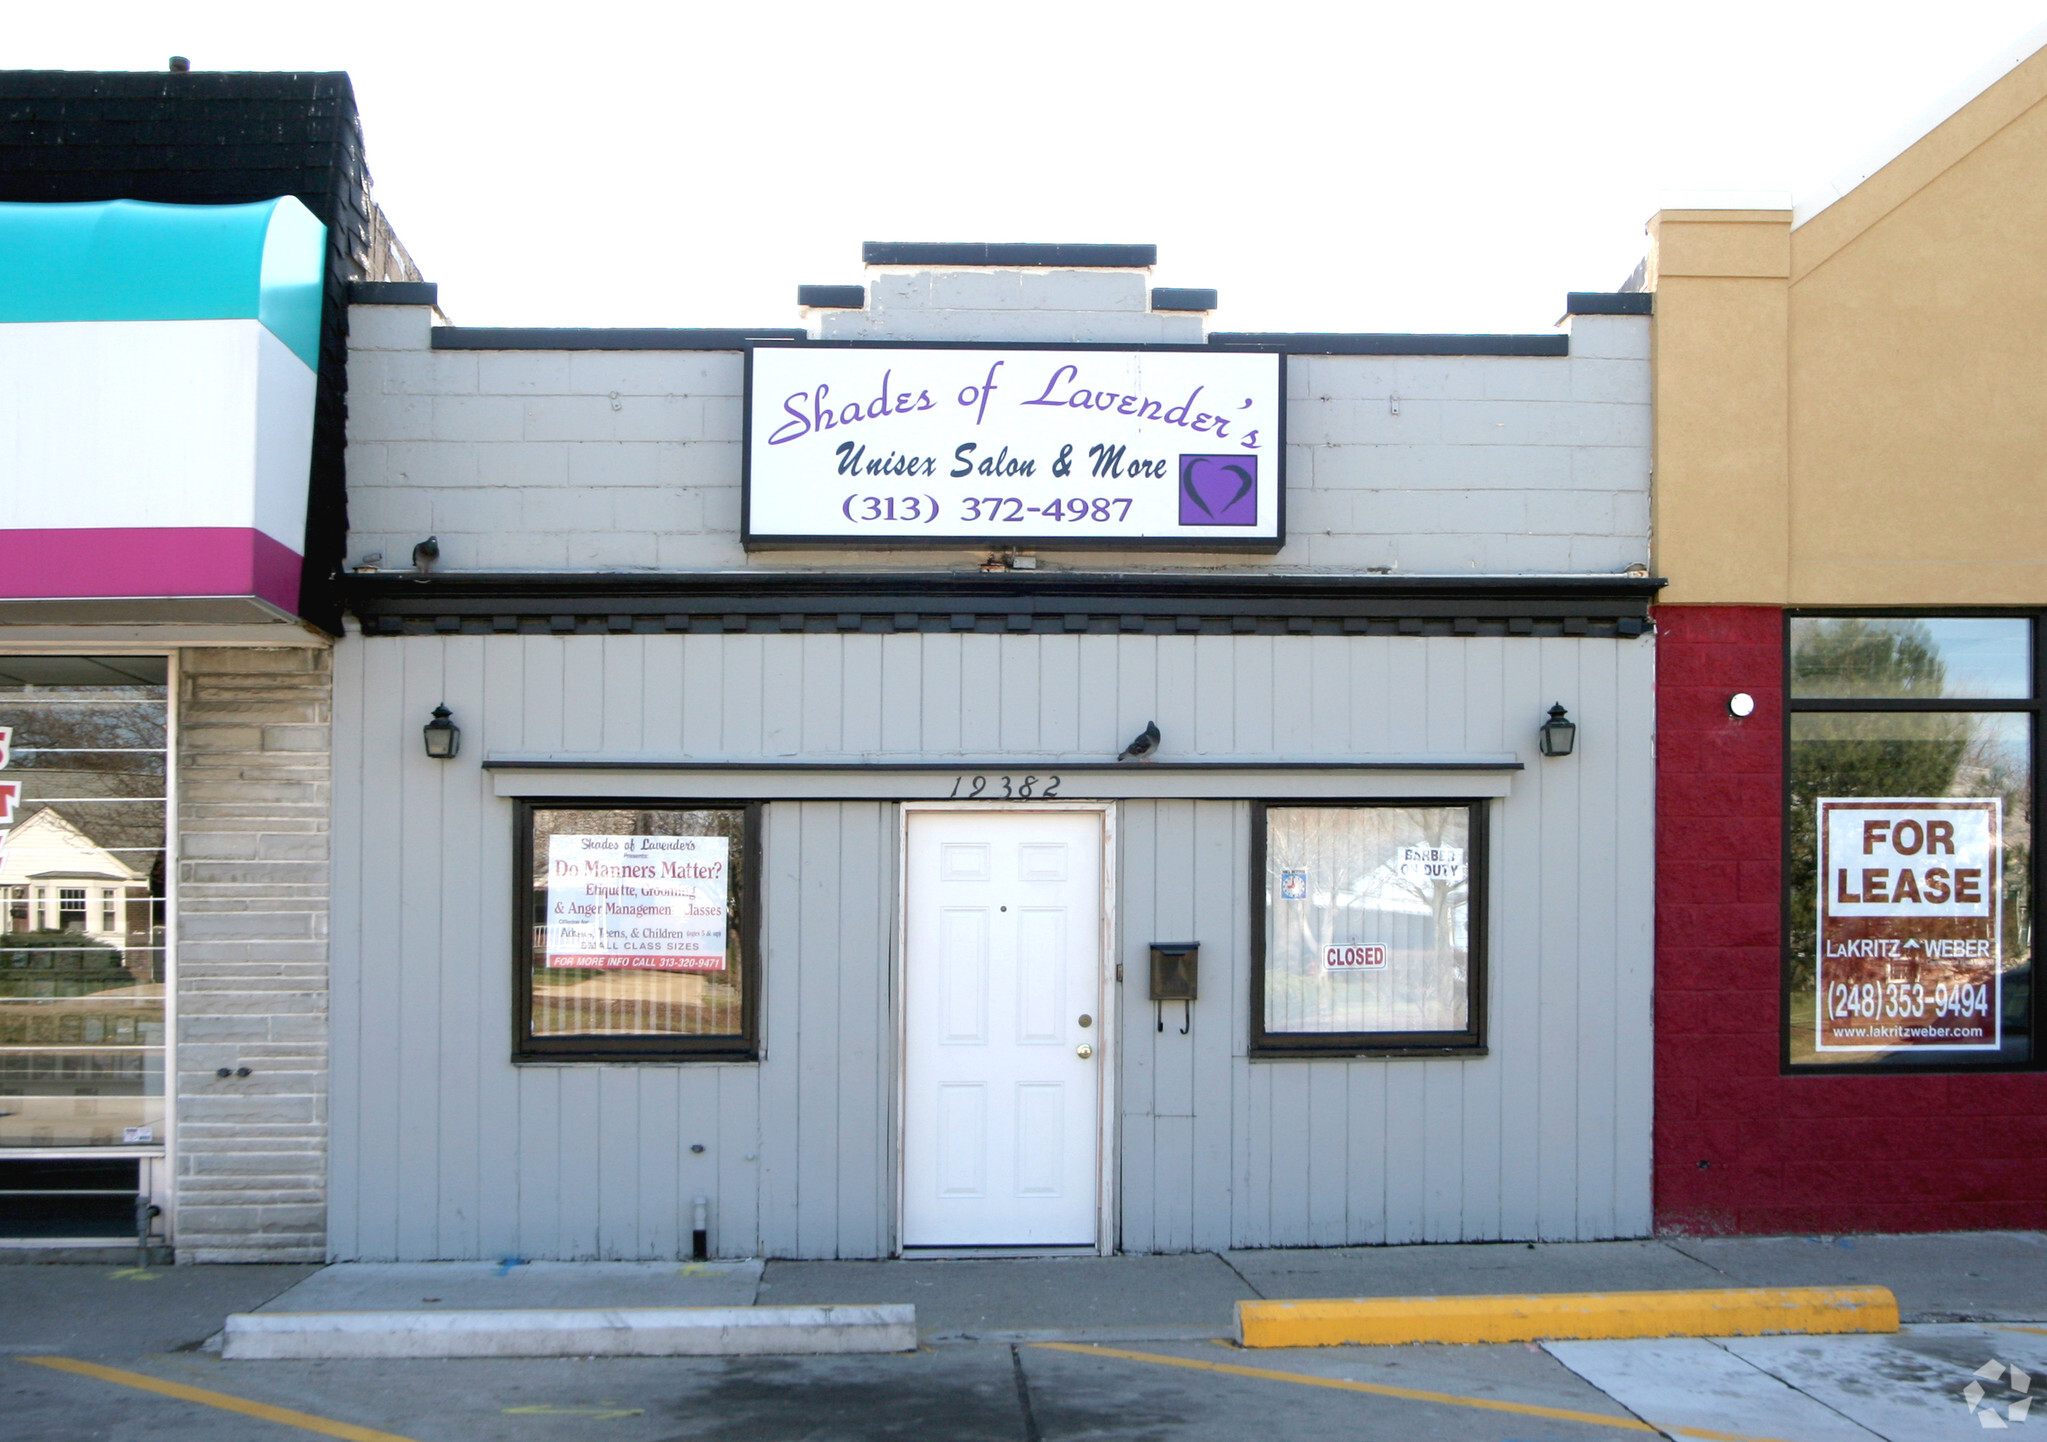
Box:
741;339;1288;553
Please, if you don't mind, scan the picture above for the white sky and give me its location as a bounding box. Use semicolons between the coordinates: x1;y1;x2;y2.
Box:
12;1;2047;333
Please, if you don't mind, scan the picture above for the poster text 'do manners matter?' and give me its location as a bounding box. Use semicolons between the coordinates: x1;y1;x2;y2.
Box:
744;345;1283;547
1817;798;2001;1052
545;834;729;972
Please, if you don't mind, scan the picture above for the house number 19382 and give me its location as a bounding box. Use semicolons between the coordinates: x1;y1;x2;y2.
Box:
948;773;1062;799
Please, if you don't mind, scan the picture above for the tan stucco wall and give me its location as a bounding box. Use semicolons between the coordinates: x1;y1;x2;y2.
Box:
1651;45;2047;604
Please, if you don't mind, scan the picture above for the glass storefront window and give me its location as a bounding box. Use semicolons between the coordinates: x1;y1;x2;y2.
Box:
514;802;760;1061
1253;802;1486;1056
1786;617;2035;1070
0;656;169;1147
1790;616;2031;700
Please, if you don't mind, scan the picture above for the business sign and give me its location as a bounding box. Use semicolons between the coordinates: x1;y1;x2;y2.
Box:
1324;944;1387;970
544;833;729;972
1816;798;2002;1052
744;343;1284;548
1396;845;1465;884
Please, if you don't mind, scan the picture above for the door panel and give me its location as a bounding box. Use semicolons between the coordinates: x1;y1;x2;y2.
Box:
904;810;1102;1247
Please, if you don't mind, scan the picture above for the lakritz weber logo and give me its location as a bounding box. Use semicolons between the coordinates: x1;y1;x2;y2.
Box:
1965;1357;2034;1427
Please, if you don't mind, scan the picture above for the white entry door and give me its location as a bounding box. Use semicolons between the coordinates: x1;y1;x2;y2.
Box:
903;809;1104;1248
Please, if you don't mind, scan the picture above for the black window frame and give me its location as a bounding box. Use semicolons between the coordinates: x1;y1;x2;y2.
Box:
1781;608;2042;1075
1250;798;1490;1059
513;798;763;1064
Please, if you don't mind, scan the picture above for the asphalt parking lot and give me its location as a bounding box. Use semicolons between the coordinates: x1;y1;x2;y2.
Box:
8;1339;1651;1442
4;1235;2043;1441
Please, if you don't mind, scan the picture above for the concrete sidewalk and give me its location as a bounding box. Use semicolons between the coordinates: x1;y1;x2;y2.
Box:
246;1231;2047;1343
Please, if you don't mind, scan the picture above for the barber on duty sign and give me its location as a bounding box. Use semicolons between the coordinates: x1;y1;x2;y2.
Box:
743;342;1284;547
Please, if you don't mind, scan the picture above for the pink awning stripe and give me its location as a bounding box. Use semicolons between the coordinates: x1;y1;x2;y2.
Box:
0;526;302;614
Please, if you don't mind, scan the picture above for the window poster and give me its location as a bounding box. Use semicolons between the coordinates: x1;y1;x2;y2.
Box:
1816;797;2001;1051
544;833;729;972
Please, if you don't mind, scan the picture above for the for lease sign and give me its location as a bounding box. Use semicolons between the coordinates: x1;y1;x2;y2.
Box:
1816;798;2001;1051
545;834;729;972
744;344;1284;547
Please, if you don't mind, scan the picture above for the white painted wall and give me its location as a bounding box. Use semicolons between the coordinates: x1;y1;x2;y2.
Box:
0;318;314;548
328;629;1654;1258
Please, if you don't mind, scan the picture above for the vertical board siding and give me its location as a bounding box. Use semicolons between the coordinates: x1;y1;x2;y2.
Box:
330;630;1653;1257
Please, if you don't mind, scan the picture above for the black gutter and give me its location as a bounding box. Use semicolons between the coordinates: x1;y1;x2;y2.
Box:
1209;333;1567;356
431;327;807;351
342;571;1661;640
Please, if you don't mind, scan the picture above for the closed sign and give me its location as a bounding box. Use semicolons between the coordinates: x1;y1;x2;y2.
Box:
744;343;1284;547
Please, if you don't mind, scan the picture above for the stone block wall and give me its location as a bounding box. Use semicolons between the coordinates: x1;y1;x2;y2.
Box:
174;646;332;1262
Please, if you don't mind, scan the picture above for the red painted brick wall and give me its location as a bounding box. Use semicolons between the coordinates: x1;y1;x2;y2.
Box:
1655;604;2047;1233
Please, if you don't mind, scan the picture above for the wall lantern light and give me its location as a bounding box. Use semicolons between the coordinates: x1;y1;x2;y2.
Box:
1729;692;1756;718
423;705;461;760
1537;703;1576;758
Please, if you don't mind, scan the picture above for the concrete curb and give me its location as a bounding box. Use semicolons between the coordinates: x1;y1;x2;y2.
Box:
1236;1286;1900;1348
222;1304;917;1359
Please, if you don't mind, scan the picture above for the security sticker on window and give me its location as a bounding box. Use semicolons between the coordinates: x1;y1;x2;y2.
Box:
1280;870;1307;900
1817;797;2001;1052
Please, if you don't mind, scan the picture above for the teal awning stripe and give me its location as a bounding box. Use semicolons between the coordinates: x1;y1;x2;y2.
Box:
0;197;326;370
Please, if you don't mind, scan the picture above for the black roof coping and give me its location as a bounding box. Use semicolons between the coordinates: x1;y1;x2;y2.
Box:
1151;287;1218;312
797;284;865;309
1209;332;1568;357
350;280;437;306
430;327;807;352
862;242;1157;268
0;68;355;98
1565;291;1652;316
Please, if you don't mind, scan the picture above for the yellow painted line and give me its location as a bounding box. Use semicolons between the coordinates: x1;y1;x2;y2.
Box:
1031;1341;1810;1442
19;1356;424;1442
1998;1324;2047;1336
1237;1286;1899;1348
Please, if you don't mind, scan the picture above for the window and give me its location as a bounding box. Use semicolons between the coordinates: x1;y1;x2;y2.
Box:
1252;801;1487;1056
0;654;170;1150
1786;616;2036;1071
513;802;761;1062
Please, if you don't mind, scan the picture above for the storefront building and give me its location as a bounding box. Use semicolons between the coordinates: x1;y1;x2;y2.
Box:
330;252;1658;1259
0;68;418;1259
1650;34;2047;1232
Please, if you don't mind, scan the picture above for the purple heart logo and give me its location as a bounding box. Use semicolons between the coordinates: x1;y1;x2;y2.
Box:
1178;454;1258;526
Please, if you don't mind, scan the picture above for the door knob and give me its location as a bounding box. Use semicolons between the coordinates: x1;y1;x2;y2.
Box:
1076;1043;1094;1060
